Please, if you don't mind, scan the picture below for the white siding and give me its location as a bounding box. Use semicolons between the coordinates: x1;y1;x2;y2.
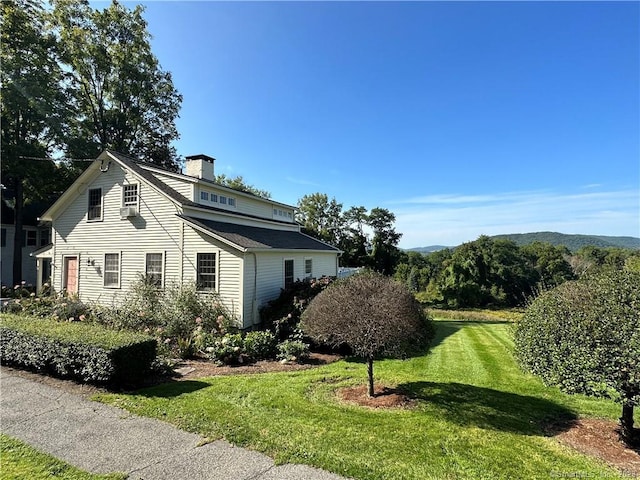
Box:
181;226;245;327
148;171;195;200
251;251;338;323
51;165;184;305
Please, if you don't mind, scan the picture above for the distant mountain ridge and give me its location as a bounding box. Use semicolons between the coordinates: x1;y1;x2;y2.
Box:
407;232;640;253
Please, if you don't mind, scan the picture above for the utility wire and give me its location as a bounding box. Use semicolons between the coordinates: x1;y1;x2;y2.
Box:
18;156;96;162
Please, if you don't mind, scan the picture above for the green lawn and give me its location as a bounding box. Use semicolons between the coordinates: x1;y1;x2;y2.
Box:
95;320;624;480
0;434;125;480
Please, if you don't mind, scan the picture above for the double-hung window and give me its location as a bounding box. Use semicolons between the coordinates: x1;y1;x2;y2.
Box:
197;253;216;290
123;184;139;207
284;259;294;288
304;258;313;278
104;253;120;288
88;188;102;221
145;253;164;287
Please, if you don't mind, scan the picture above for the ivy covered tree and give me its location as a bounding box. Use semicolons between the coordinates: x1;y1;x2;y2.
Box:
514;269;640;446
301;271;434;397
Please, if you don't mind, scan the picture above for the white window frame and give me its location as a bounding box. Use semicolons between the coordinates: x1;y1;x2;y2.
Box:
200;191;209;201
104;252;121;288
145;252;165;288
219;195;227;205
211;193;218;203
304;258;313;278
228;197;236;207
284;258;294;288
87;188;103;222
122;183;139;208
196;252;217;291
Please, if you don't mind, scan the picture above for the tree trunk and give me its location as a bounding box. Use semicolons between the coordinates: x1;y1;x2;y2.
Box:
367;357;375;397
12;179;24;286
620;404;638;447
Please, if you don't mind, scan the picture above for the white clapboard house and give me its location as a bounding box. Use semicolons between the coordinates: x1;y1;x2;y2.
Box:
36;150;340;329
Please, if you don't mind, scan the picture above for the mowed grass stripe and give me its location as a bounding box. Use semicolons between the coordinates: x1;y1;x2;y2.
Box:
96;321;624;480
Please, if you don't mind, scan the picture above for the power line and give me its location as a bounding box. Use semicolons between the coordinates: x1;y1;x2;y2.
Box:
17;156;96;162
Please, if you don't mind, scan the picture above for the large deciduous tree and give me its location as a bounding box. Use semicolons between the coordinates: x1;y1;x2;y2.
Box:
301;271;434;397
52;0;183;170
296;193;345;246
514;269;640;446
0;0;71;284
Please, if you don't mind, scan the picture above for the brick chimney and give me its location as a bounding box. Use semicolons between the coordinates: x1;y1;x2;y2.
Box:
185;154;215;181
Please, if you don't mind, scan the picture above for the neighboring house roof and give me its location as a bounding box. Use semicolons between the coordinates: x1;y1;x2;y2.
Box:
30;243;53;258
1;195;56;226
178;215;341;253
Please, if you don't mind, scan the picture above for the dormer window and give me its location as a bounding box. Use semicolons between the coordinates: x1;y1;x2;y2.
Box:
201;191;209;201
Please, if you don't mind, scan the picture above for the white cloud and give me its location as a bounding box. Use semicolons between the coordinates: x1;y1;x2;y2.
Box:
392;188;640;248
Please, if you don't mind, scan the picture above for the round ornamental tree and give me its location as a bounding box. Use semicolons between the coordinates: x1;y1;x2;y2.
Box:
301;271;434;397
514;269;640;446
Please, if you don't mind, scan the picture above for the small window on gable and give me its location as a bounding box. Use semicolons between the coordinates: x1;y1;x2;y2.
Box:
104;253;120;288
145;253;164;287
88;188;102;221
123;184;139;207
211;193;218;203
305;258;312;278
200;191;209;201
197;253;216;290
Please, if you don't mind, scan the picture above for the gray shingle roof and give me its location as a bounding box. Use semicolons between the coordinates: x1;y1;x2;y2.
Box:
179;215;340;252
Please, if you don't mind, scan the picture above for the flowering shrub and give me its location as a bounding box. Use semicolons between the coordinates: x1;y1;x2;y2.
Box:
243;331;277;361
205;333;245;365
277;339;310;363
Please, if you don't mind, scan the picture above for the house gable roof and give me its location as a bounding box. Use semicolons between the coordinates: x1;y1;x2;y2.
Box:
40;150;295;227
178;215;340;253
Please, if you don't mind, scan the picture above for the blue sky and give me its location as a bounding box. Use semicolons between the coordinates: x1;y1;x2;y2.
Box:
114;1;639;248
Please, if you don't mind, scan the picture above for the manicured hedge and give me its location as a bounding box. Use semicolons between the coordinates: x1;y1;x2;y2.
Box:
0;314;156;385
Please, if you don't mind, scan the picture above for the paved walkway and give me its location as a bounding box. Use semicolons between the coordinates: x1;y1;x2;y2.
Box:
1;369;349;480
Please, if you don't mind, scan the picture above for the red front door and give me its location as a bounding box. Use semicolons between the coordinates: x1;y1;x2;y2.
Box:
64;257;78;295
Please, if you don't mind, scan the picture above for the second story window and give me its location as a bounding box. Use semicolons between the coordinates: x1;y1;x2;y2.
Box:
219;196;227;205
123;184;139;207
88;188;102;221
200;191;209;201
228;197;236;207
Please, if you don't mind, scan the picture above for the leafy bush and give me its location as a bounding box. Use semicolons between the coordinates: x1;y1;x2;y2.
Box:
204;333;245;365
277;339;310;362
514;270;640;446
0;314;156;385
259;277;334;340
243;331;277;361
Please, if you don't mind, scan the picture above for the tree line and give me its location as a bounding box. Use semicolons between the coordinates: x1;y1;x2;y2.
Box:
393;236;640;308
